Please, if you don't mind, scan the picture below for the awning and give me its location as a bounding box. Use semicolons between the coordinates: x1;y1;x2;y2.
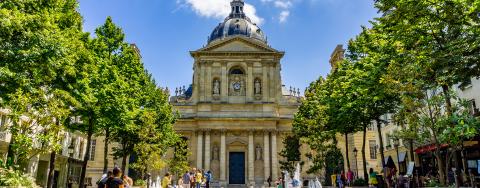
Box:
415;143;448;154
399;152;407;162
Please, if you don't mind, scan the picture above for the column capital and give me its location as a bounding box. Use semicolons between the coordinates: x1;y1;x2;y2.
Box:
270;129;279;134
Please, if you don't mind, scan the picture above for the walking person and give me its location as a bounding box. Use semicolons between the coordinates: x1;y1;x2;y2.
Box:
190;170;196;188
331;171;337;188
178;176;184;188
369;168;378;188
337;171;344;188
98;171;113;188
205;171;212;188
123;175;133;188
347;169;354;186
162;173;172;188
106;168;124;188
183;171;191;188
195;170;203;188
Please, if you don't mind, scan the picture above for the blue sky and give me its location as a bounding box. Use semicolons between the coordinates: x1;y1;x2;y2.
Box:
78;0;379;94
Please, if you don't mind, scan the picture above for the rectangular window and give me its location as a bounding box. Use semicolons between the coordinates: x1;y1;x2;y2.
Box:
468;99;478;115
367;124;374;131
89;139;96;161
0;115;6;127
369;140;377;159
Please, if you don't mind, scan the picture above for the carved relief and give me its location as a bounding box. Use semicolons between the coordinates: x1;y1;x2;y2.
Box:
212;144;219;160
212;78;221;100
255;144;262;160
254;78;262;100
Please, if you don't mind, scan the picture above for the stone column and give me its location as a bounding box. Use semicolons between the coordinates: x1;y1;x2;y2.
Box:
248;130;255;186
264;131;271;185
197;131;203;169
271;131;278;180
204;130;211;170
220;130;227;186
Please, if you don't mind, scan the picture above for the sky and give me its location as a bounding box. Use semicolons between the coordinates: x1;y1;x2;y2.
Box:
78;0;379;94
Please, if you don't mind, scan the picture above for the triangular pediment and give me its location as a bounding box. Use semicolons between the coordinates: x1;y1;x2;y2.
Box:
197;37;278;53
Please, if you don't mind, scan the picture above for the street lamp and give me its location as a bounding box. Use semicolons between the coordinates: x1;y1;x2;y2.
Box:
353;147;358;179
394;138;400;174
68;141;75;157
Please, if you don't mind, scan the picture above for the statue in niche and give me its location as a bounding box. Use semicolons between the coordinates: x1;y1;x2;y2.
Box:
254;79;261;95
212;145;219;160
255;145;262;160
213;79;220;95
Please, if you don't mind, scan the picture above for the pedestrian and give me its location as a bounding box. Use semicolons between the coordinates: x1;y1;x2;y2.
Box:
337;171;344;188
183;170;191;188
331;171;337;188
178;176;184;188
369;168;378;188
195;170;203;188
277;177;283;188
205;171;212;188
162;173;172;188
267;176;272;187
98;171;113;188
347;169;354;186
123;175;133;188
106;168;124;188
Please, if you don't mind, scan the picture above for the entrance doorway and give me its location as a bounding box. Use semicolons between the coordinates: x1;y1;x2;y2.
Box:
229;152;245;184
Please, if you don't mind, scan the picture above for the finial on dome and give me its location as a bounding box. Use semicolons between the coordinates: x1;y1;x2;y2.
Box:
230;0;246;19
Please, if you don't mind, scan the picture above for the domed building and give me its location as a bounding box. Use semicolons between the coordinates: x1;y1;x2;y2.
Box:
170;0;303;187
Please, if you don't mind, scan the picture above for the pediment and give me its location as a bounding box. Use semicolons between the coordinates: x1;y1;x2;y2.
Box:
197;37;278;53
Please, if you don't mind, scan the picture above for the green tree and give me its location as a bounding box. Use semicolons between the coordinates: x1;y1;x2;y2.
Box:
0;2;84;187
90;16;127;174
373;1;480;182
293;78;337;174
168;137;190;181
279;135;303;175
392;88;480;185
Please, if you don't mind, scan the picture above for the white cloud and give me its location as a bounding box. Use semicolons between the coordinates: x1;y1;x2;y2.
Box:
181;0;264;25
274;1;292;9
279;10;290;23
260;0;293;23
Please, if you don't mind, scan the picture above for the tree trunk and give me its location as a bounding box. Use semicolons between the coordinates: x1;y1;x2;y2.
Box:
441;84;461;187
345;133;350;171
103;127;110;174
121;151;128;178
362;125;369;181
47;151;56;188
376;119;386;168
434;147;446;185
441;85;453;116
6;131;17;166
79;114;94;188
409;139;415;188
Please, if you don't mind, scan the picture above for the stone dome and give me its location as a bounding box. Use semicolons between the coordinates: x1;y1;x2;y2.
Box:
208;0;266;44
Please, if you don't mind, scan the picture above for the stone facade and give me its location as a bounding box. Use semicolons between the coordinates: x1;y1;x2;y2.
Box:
170;10;302;185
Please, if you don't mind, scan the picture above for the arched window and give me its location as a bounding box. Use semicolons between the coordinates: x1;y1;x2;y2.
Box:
230;67;244;74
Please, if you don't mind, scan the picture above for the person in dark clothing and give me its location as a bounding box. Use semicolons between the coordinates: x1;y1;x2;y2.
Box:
267;176;272;187
98;171;113;188
106;167;124;188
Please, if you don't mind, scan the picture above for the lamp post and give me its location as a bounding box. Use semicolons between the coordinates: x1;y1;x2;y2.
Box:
353;147;358;179
67;140;75;187
394;138;400;175
68;142;75;157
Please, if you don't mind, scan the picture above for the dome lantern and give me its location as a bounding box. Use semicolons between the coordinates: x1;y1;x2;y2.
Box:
207;0;266;44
